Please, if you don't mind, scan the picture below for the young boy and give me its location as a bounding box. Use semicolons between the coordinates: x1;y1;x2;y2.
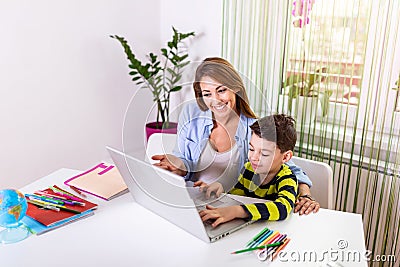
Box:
197;114;298;228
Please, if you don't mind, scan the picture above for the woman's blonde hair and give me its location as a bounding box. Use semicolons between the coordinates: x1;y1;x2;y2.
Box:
193;57;257;118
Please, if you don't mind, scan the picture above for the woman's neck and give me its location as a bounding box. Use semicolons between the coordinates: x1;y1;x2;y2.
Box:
213;109;240;126
214;112;239;135
209;110;240;152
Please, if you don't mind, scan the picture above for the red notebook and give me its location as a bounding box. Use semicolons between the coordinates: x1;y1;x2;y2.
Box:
26;185;98;227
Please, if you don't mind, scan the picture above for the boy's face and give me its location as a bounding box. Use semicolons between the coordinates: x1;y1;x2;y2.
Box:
248;133;289;176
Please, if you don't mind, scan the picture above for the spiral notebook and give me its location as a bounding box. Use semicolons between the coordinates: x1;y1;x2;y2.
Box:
64;162;128;200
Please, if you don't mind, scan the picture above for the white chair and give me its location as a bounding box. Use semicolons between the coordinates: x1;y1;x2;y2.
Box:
291;156;334;209
145;133;177;164
145;133;334;209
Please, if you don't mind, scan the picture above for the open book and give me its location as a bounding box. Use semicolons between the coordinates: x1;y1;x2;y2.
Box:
64;162;128;200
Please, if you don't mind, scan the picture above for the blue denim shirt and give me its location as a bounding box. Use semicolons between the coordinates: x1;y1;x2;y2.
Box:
172;101;312;186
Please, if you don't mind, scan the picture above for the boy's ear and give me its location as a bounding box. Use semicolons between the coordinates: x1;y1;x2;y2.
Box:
282;150;293;163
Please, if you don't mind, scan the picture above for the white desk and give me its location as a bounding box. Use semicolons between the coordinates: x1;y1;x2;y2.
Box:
1;168;368;267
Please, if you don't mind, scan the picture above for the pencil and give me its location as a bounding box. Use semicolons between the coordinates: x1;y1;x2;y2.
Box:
27;200;60;212
250;229;273;247
257;231;280;247
271;238;291;260
27;199;81;214
246;227;270;246
231;242;283;254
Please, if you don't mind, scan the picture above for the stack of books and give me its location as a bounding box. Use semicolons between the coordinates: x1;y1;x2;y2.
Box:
22;185;98;235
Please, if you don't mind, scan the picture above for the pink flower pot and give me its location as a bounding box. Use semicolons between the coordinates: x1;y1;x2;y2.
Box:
145;122;178;141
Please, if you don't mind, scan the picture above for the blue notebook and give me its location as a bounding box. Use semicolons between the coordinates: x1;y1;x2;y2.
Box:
21;210;94;235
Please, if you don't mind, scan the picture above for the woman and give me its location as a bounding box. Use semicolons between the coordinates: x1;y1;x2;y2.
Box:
152;57;319;215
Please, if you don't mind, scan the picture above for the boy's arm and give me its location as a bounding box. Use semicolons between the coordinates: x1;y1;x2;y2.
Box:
197;175;249;228
241;174;298;221
199;205;248;228
228;172;250;196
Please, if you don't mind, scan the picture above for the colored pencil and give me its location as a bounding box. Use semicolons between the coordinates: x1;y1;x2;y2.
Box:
246;227;270;246
27;199;81;214
271;238;291;260
231;242;283;254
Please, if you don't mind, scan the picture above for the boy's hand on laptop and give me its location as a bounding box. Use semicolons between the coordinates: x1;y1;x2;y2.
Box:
199;205;247;227
152;154;187;176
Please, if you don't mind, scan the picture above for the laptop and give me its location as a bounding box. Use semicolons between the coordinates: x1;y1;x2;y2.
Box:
106;146;255;243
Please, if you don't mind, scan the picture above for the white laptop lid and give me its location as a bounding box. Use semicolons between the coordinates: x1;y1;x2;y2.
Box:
106;146;210;243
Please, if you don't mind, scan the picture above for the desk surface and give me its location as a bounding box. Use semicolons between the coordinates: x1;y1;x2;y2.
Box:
1;168;367;267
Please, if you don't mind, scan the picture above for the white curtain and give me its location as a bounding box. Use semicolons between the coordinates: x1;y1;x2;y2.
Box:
222;0;400;265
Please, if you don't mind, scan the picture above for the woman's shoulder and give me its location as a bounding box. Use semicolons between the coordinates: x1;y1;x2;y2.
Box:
178;101;213;132
182;101;201;112
239;113;257;124
236;114;257;138
181;101;211;118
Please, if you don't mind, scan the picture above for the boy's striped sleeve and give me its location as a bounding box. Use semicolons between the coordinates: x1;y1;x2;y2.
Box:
241;175;297;221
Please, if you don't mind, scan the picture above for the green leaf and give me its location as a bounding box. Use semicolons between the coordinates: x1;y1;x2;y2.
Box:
178;61;190;68
161;48;168;57
149;53;158;62
181;32;195;39
284;74;303;87
166;68;176;75
288;85;299;99
319;93;330;116
179;54;189;61
173;74;182;82
170;86;182;92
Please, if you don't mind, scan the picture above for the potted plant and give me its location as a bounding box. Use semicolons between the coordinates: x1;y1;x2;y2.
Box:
282;67;332;123
110;27;195;139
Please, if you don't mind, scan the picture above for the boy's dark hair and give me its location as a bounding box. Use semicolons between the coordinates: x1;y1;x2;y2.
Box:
250;114;297;152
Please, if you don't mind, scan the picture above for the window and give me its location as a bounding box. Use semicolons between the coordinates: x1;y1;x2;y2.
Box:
221;1;400;264
280;0;400;134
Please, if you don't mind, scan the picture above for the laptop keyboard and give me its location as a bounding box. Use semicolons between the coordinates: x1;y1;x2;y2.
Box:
186;186;235;210
194;198;224;207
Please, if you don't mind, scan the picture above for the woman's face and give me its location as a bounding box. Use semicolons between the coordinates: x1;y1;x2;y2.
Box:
199;76;237;115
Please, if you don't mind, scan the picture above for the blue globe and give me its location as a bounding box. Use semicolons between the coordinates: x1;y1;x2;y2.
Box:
0;189;29;244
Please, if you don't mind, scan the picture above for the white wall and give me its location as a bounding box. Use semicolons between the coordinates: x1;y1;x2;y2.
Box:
0;0;223;189
160;0;223;120
160;0;222;60
0;0;160;189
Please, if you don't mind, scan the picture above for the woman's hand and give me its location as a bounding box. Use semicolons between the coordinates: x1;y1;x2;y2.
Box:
151;154;187;176
194;181;224;199
294;183;320;215
193;180;208;188
198;205;247;228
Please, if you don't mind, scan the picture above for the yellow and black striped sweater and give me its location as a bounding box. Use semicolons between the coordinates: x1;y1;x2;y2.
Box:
229;162;298;221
